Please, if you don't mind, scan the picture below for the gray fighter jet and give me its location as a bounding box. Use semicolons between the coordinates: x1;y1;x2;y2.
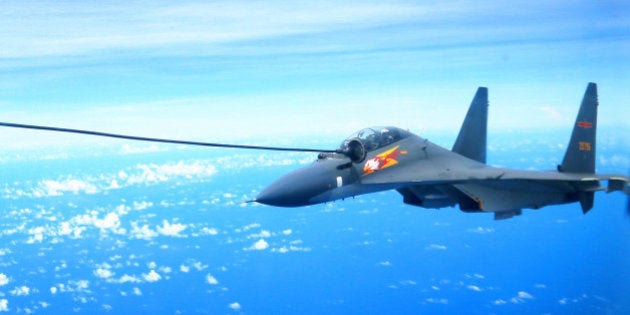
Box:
1;83;628;219
254;83;629;219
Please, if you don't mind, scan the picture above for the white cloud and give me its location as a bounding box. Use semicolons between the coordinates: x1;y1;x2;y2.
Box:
115;204;131;215
510;291;534;304
282;229;292;235
273;246;288;254
118;171;128;180
467;285;482;292
62;210;125;236
94;268;114;279
159;266;172;274
117;275;142;284
228;302;242;311
75;280;89;291
206;274;219;285
425;244;447;250
271;244;311;254
58;222;74;236
6;160;219;199
50;287;57;295
539;106;570;123
248;230;271;239
36;179;99;197
201;227;219;235
133;201;153;210
108;179;120;189
249;239;269;251
467;226;495;234
0;299;7;312
425;298;448;305
26;226;46;244
133;287;142;296
157;220;187;237
143;270;161;282
399;280;417;286
0;274;8;286
126;161;217;185
94;212;121;230
193;262;208;271
238;223;261;233
130;223;158;240
180;265;190;273
10;286;30;296
120;144;165;155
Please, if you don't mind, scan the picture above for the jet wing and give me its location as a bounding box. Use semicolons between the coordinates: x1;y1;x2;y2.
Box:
362;163;627;190
361;163;629;213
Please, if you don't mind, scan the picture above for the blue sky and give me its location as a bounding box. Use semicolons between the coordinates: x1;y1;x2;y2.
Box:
0;0;628;149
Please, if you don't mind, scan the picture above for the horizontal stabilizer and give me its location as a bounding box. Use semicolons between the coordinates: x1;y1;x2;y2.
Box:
452;87;488;163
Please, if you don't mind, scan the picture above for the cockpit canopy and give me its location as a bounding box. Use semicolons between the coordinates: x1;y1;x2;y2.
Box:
339;126;411;152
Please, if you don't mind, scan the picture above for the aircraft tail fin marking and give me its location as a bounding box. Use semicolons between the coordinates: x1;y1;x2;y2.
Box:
558;82;598;174
452;87;488;163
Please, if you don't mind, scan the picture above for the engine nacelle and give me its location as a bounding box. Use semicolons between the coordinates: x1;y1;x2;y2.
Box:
402;191;455;209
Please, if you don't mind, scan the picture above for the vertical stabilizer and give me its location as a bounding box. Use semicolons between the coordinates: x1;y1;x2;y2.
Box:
558;83;598;173
452;87;488;163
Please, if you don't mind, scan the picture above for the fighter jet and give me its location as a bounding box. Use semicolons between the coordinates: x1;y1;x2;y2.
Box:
1;83;628;219
253;82;629;219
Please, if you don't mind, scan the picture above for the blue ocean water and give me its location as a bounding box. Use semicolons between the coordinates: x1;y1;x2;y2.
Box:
0;132;628;314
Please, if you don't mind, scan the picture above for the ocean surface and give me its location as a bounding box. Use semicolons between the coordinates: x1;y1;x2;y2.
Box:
0;131;628;314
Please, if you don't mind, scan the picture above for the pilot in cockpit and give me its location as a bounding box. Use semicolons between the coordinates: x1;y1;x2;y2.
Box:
380;128;395;146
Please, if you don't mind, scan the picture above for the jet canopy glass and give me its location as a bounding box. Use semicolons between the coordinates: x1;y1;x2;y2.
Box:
340;126;410;152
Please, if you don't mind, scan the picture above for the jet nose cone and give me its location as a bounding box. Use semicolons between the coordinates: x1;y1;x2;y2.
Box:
256;163;332;207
